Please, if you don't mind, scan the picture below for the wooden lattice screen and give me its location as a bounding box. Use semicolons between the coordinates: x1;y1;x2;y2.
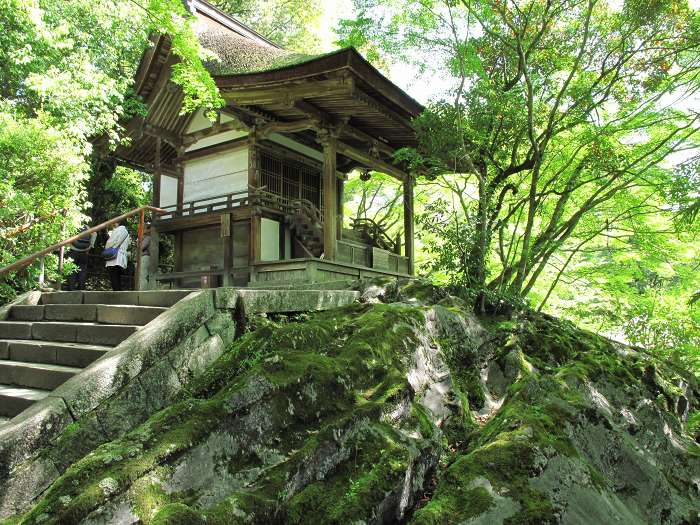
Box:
259;150;322;210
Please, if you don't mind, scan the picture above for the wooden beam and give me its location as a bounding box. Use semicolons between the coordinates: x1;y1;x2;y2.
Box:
293;99;396;158
181;119;247;145
335;140;408;182
351;88;414;131
258;119;316;139
320;132;338;261
143;123;182;149
222;80;353;106
404;175;415;275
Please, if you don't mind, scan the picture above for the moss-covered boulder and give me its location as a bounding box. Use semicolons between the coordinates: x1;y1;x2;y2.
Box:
4;283;699;525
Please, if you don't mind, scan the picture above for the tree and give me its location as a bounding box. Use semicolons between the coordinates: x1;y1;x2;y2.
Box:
341;0;700;309
0;0;222;296
211;0;325;52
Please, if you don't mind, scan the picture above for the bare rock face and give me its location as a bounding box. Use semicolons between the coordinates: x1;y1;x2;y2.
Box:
6;282;700;525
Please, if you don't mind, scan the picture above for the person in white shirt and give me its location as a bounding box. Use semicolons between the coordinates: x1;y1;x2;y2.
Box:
105;222;130;291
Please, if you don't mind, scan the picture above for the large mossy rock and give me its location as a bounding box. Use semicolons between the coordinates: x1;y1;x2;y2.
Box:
5;282;699;525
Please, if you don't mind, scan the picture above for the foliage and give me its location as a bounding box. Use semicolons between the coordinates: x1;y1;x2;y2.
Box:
211;0;325;52
341;0;700;305
0;0;222;297
0;109;88;301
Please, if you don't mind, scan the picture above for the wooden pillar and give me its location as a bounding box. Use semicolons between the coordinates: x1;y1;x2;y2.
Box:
134;209;145;290
222;213;232;287
404;175;415;275
248;136;261;264
176;163;184;216
153;137;162;208
337;176;344;240
320;133;337;260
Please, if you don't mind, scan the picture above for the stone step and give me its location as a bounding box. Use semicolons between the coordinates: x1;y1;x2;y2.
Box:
0;361;80;391
0;384;50;418
10;304;167;325
96;305;167;326
40;290;190;307
0;340;110;368
0;321;139;346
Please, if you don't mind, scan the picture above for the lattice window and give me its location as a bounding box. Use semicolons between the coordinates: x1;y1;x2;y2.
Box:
259;150;322;209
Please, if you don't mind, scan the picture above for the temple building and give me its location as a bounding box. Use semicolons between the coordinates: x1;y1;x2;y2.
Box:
115;0;422;288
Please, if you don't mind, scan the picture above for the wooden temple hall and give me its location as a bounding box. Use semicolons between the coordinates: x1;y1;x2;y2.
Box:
116;0;422;288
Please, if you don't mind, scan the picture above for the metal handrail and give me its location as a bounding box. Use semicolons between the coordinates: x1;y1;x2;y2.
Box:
0;205;166;278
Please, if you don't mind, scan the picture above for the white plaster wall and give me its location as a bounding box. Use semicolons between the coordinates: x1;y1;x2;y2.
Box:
185;109;237;134
261;218;280;261
186;129;248;152
160;175;178;208
183;147;249;203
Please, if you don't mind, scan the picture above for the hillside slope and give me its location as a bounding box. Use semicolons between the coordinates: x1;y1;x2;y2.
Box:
5;282;699;525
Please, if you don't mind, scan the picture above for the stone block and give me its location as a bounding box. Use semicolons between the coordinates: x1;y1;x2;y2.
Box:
96;377;155;441
53;291;215;420
52;349;138;420
214;287;240;309
115;290;216;369
237;289;360;314
40;291;83;305
138;290;192;307
0;341;8;360
82;291;139;305
32;322;77;342
45;411;110;474
133;357;182;417
0;395;73;475
205;311;236;347
9;341;56;364
44;304;97;322
97;305;167;326
56;344;109;368
0;455;59;520
76;324;138;346
0;322;32;340
167;333;225;385
0;291;42;321
10;305;44;321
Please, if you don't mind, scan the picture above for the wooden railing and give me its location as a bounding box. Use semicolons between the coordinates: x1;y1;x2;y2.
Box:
158;190;250;220
0;206;166;289
351;217;400;254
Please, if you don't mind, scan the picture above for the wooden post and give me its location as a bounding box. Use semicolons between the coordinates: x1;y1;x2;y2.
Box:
176;163;184;216
249;135;261;264
403;175;415;275
222;213;232;286
153;137;162;208
134;209;145;290
337;176;344;240
57;208;67;290
320;132;337;260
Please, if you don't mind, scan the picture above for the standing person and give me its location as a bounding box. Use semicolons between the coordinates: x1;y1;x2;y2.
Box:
67;227;97;290
103;221;130;291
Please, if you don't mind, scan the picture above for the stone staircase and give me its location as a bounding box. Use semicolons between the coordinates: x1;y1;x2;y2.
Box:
0;290;188;419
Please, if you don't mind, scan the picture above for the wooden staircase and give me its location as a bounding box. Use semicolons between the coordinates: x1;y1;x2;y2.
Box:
287;199;324;257
0;290;187;420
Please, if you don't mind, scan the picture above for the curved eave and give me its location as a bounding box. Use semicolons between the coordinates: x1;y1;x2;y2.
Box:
214;47;424;119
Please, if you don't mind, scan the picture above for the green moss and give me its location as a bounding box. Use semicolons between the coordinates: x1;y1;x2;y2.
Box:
151;503;205;525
